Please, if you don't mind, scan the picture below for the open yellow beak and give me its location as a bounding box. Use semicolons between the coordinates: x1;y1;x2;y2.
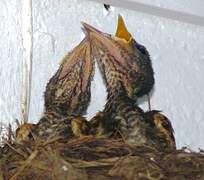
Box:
115;15;132;42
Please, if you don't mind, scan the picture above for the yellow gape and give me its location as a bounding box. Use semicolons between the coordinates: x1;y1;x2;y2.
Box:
115;15;132;43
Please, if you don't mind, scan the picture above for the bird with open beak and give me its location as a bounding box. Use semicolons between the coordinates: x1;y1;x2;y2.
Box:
82;15;154;101
44;38;94;117
30;39;93;140
82;16;153;145
83;16;175;151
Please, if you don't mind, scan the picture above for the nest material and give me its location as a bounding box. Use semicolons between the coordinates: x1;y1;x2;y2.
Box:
1;136;204;180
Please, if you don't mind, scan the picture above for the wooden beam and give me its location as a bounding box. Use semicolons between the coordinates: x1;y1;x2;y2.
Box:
88;0;204;27
21;0;33;123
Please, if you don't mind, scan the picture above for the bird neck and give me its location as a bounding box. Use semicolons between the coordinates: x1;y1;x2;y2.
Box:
104;83;135;113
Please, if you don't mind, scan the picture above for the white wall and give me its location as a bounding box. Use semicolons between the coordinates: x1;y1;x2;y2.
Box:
0;0;204;150
129;0;204;17
0;0;23;125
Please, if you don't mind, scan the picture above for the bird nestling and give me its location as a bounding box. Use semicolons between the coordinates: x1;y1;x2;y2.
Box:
82;16;153;145
17;38;93;140
144;110;176;150
82;16;175;151
44;38;94;117
89;111;116;137
16;123;36;143
71;116;90;138
82;15;154;101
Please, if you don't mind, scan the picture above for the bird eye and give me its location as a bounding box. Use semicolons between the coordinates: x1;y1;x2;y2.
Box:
138;45;147;55
132;40;148;55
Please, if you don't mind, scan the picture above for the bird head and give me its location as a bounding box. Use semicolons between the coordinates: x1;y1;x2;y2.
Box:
82;15;154;100
71;116;90;137
145;110;176;150
16;123;36;143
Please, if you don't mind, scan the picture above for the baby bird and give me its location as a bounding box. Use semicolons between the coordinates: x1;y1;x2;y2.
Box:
82;16;175;151
89;111;116;137
44;38;94;116
34;39;94;139
82;15;154;101
16;123;36;143
71;116;90;137
144;110;176;150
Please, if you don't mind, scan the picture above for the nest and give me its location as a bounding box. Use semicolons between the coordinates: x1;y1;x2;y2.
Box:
1;135;204;180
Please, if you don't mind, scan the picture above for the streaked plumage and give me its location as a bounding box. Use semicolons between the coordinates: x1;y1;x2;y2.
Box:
144;110;176;150
82;16;175;151
82;15;154;101
44;39;94;116
29;39;94;139
71;116;90;137
90;111;116;137
16;123;36;143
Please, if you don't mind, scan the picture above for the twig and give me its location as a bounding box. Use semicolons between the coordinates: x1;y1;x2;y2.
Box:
15;119;21;128
4;141;27;159
0;166;3;180
10;150;38;180
115;129;126;143
42;136;63;146
7;124;13;143
66;157;120;168
65;136;96;147
147;94;151;111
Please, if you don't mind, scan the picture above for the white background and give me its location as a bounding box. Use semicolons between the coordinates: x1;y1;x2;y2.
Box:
0;0;204;150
